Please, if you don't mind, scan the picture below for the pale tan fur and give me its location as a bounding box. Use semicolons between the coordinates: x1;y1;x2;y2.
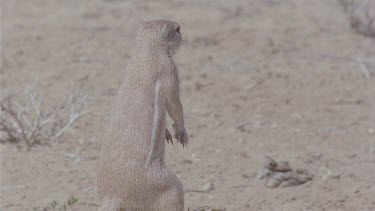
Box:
98;20;188;211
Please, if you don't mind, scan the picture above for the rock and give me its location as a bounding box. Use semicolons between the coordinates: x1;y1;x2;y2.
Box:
319;165;340;180
202;182;215;192
259;156;313;188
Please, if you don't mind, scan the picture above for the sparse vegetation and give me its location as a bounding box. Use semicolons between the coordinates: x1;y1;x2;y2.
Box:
32;196;79;211
0;81;89;148
188;207;226;211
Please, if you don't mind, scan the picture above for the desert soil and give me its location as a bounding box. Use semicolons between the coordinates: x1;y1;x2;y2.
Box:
1;0;375;210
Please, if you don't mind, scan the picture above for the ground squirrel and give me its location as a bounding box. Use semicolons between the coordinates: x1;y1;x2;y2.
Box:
98;20;188;211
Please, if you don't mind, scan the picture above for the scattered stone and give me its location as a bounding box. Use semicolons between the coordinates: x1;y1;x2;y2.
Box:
185;182;215;193
259;156;313;188
242;173;251;179
202;182;215;192
349;153;357;158
77;139;85;145
183;159;194;164
318;165;340;180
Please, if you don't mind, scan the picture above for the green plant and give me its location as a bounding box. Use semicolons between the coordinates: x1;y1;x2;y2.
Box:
32;196;79;211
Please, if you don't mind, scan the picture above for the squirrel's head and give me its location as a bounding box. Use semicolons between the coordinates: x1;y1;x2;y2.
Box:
136;20;182;56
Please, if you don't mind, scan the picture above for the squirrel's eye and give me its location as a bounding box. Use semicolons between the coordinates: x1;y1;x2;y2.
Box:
176;26;180;34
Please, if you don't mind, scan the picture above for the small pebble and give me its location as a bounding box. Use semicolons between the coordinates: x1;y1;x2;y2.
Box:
202;182;215;192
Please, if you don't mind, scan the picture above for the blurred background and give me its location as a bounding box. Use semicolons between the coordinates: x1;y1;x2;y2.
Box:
1;0;375;210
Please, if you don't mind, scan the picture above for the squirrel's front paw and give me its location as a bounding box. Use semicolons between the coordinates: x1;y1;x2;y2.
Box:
173;123;188;148
166;128;173;145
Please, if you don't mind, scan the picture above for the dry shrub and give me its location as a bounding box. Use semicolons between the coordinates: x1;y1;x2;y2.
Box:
0;81;89;148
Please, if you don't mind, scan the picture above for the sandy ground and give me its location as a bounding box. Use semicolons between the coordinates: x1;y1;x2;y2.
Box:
1;0;375;210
